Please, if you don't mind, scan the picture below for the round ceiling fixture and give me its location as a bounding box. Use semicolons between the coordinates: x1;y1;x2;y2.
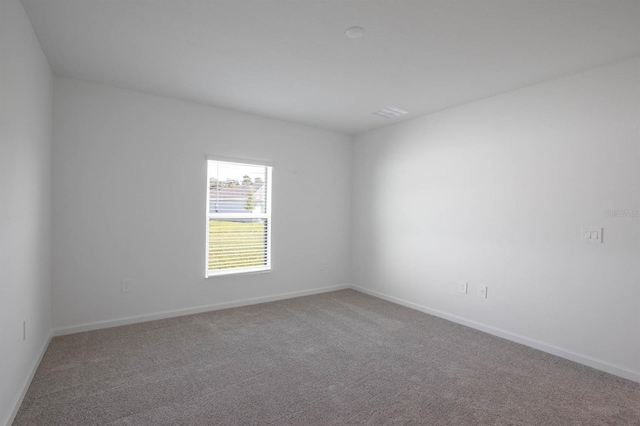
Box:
345;26;365;39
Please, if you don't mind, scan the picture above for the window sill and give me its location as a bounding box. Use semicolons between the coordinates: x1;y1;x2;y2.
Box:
206;266;271;278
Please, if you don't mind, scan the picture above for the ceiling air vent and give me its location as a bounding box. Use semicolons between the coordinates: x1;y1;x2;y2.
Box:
372;106;408;119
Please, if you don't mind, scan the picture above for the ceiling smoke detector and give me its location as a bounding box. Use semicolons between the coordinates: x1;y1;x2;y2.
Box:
372;106;409;119
345;26;365;39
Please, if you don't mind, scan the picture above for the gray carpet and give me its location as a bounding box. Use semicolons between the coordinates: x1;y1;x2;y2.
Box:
14;289;640;425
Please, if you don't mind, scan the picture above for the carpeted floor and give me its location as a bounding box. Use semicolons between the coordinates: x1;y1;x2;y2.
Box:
14;289;640;425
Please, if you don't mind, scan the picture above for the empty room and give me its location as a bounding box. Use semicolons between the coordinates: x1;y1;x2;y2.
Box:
1;0;639;424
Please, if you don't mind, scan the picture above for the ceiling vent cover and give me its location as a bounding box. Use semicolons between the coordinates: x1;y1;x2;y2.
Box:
372;106;408;119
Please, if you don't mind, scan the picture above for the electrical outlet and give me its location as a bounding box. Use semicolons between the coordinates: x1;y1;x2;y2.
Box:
121;279;133;293
459;282;468;294
319;261;326;271
478;284;488;299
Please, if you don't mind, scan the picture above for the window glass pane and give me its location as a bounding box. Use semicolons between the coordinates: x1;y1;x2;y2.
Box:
209;163;268;214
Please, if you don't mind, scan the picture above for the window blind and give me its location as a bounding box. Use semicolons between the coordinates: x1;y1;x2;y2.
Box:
206;159;272;276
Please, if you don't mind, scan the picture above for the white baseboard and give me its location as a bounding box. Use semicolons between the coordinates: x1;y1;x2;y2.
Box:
53;284;350;336
5;332;52;426
349;284;640;383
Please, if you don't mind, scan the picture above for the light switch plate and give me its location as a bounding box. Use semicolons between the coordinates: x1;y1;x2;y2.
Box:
478;285;487;299
581;227;603;244
459;282;468;294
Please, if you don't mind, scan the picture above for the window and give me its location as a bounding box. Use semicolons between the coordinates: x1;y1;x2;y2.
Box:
206;159;272;277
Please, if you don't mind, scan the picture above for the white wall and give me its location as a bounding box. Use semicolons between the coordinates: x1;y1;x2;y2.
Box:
0;0;53;423
351;57;640;380
52;76;351;331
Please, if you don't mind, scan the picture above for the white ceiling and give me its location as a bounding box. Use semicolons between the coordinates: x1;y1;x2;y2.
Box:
21;0;640;135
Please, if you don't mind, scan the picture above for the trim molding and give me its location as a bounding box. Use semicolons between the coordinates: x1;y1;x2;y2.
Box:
5;332;52;426
53;284;349;336
40;282;638;397
349;284;640;383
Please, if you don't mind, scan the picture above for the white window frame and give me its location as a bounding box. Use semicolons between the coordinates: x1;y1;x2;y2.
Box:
205;157;272;277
